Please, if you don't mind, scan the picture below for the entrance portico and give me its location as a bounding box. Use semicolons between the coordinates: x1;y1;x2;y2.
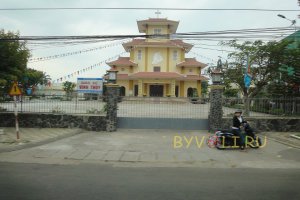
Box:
137;78;176;97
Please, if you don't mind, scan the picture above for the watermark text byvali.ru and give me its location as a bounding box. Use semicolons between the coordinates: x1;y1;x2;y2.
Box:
173;135;267;149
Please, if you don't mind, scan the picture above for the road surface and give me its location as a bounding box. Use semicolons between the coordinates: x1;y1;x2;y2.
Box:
0;162;299;200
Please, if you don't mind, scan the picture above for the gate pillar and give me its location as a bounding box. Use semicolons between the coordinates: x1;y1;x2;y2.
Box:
208;85;224;131
106;84;119;132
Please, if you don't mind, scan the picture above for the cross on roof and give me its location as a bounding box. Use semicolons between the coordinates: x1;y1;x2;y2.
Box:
155;10;161;18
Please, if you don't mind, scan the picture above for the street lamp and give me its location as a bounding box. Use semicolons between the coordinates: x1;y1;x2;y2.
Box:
277;14;297;32
211;69;223;85
106;69;118;84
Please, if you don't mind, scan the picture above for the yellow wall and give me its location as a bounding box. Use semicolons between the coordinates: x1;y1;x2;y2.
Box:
131;47;186;73
184;81;197;97
117;79;199;97
197;80;202;96
146;25;169;42
117;80;130;95
129;42;188;74
168;48;181;73
132;47;145;72
147;25;169;35
147;47;168;72
116;66;130;74
179;81;184;97
181;67;199;75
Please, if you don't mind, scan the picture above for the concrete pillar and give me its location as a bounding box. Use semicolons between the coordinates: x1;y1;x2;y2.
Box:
170;80;176;97
208;85;224;131
129;80;133;96
138;80;143;97
197;80;202;97
106;84;119;132
180;81;184;97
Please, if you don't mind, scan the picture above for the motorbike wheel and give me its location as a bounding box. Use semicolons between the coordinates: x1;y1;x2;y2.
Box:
216;137;226;150
258;137;262;146
206;135;217;148
249;137;261;149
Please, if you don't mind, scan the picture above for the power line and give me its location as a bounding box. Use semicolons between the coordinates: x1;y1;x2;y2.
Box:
0;7;299;12
194;46;237;53
1;26;296;42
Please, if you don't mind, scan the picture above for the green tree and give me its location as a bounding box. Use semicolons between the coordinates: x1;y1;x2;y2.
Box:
201;81;208;97
222;40;300;115
62;81;76;100
0;29;30;94
23;68;51;89
223;87;239;98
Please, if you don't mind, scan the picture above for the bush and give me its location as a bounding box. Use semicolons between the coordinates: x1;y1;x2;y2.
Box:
86;108;102;114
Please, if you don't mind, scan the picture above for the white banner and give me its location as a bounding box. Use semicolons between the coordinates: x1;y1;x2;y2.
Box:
77;78;103;94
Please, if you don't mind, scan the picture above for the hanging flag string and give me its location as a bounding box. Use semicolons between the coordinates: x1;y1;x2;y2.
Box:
51;51;127;83
34;38;148;83
29;39;130;63
189;51;217;63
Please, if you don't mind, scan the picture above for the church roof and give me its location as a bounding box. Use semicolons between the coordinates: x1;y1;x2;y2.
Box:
179;75;209;81
176;58;208;68
130;72;183;79
106;57;137;67
114;72;209;81
137;18;179;33
123;39;193;52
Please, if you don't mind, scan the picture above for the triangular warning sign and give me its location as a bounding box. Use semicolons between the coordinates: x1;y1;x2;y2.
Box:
9;82;22;96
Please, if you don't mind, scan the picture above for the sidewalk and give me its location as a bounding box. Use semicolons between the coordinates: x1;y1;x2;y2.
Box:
0;128;82;153
261;132;300;149
0;129;299;168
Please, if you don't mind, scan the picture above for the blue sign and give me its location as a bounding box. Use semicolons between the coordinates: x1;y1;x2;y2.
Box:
244;73;252;89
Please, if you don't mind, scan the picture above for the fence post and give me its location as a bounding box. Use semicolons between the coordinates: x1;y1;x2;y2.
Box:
208;85;224;131
106;83;119;132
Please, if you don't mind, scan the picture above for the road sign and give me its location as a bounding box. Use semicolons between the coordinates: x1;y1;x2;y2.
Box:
9;82;22;96
8;82;21;140
77;78;103;94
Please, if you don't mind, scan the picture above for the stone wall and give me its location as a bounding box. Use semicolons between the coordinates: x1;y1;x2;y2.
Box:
0;113;106;131
222;117;300;132
208;85;224;131
106;84;119;132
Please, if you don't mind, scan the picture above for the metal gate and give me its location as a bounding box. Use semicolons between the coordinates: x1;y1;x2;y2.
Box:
117;97;209;130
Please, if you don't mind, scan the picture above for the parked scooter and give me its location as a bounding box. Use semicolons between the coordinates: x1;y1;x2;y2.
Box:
208;123;262;150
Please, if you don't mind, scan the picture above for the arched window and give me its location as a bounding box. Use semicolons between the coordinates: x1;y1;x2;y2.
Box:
187;87;193;97
120;86;126;96
137;50;142;60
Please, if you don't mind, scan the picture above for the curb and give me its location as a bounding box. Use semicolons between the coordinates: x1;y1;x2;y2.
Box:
290;134;300;140
265;136;300;149
0;128;83;153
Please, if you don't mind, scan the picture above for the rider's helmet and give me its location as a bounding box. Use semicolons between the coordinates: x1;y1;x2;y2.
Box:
234;109;243;114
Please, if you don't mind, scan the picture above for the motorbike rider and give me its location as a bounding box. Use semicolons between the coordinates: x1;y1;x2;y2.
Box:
232;109;246;150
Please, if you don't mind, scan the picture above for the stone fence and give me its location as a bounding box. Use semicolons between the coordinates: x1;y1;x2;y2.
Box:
222;117;300;132
0;113;106;131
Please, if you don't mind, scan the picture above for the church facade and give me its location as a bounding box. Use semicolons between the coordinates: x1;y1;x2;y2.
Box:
107;18;208;97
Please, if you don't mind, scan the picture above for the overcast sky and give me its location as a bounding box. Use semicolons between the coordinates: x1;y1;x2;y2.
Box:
0;0;299;82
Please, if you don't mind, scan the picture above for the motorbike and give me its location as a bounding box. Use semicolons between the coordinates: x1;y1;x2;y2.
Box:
207;123;262;150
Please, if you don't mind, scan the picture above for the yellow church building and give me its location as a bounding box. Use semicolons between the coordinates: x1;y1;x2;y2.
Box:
107;17;208;97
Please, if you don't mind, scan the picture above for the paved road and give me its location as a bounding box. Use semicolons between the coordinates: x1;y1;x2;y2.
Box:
0;162;299;200
0;129;299;200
